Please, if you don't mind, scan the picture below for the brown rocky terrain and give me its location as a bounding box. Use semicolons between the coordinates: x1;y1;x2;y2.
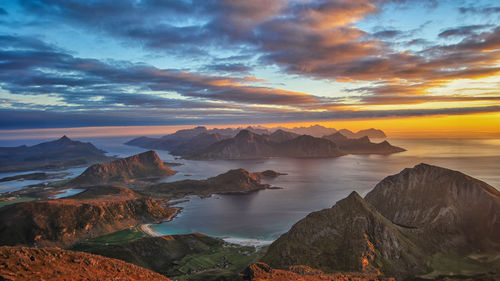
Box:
141;168;282;199
263;164;500;280
0;185;176;247
0;246;172;281
241;262;395;281
262;192;427;279
68;150;175;187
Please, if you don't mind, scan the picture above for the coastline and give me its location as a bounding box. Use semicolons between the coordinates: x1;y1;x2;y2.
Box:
140;206;182;237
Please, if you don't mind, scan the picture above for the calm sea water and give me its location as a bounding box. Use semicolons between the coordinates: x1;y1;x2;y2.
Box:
1;136;499;241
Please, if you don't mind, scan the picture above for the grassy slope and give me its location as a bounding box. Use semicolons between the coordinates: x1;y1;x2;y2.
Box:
71;229;266;281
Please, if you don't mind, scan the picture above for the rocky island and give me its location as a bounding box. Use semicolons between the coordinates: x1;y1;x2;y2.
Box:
68;150;176;187
139;168;284;199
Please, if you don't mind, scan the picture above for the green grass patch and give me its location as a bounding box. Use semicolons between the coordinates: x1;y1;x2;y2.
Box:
419;252;499;279
0;197;36;208
70;226;146;251
169;243;267;280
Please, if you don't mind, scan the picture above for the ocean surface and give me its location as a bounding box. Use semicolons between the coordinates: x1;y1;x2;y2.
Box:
1;136;499;243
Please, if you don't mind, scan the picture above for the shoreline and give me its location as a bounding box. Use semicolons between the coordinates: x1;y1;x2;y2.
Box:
140;206;182;237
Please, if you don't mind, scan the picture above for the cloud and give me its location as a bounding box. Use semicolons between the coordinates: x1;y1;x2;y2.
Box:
438;25;492;38
459;6;500;15
0;34;320;112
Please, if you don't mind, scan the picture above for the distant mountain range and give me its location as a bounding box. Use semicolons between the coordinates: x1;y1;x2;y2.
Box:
262;163;500;280
0;136;114;172
126;126;402;160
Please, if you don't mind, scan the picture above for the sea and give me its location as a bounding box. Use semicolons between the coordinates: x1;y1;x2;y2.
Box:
1;136;499;244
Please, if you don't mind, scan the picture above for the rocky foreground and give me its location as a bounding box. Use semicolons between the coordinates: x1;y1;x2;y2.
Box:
263;163;500;280
242;262;395;281
0;185;175;247
0;246;171;281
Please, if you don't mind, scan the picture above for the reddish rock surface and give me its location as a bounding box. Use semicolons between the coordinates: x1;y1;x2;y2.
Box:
0;246;172;281
242;262;395;281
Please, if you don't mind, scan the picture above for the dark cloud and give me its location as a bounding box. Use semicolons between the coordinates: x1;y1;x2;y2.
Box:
203;63;252;74
438;25;492;38
0;34;319;113
459;6;500;15
373;29;403;39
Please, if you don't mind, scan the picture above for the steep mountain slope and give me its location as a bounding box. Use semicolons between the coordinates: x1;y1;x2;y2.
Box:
141;168;281;199
365;163;500;251
189;130;275;160
0;246;171;281
68;150;175;187
0;185;175;247
268;129;300;143
262;192;427;279
263;164;500;279
277;135;345;158
0;136;113;172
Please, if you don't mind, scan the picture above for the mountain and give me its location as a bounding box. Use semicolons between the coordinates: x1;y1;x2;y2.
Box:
68;150;175;187
277;125;337;137
189;130;276;160
262;191;426;279
169;132;226;156
190;130;398;160
0;246;171;281
0;185;176;247
365;163;500;251
322;132;405;154
338;128;387;139
125;126;234;154
268;129;300;143
263;164;500;279
242;262;395;281
0;136;113;172
355;128;387;139
277;135;345;158
140;168;281;199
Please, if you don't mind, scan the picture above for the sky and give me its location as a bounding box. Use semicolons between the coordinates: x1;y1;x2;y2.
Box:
0;0;499;137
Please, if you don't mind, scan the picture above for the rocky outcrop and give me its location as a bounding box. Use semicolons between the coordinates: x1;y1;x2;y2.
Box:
0;185;175;247
0;136;113;172
0;246;171;281
263;164;500;279
68;150;175;187
141;168;282;199
242;262;395;281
